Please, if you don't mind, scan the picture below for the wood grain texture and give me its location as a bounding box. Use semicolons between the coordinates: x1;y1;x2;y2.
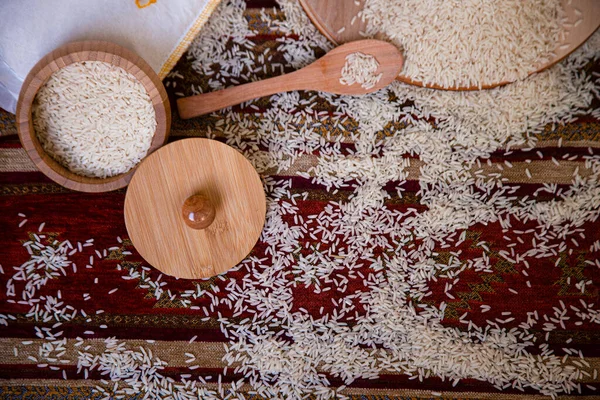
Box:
124;138;266;279
177;39;403;119
15;41;171;192
298;0;600;91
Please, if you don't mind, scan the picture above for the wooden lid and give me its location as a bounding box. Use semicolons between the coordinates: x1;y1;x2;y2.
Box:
124;138;266;279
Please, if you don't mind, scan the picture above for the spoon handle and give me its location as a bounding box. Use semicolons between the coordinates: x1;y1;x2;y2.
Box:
177;70;305;119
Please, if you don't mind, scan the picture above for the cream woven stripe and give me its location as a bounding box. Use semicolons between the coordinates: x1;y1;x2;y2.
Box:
0;148;38;172
1;379;598;398
0;338;228;368
0;147;594;185
1;337;598;383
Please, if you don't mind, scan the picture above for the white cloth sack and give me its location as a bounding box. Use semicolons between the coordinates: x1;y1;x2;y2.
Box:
0;0;220;113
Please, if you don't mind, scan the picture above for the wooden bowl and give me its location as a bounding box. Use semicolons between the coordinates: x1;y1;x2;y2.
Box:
298;0;600;91
16;41;171;192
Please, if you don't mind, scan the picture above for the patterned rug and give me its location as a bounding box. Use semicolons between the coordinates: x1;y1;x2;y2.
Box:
1;0;600;399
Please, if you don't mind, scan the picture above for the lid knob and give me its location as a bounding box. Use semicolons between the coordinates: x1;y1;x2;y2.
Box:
182;194;216;230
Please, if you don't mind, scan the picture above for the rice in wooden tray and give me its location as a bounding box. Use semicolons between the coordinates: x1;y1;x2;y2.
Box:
361;0;564;88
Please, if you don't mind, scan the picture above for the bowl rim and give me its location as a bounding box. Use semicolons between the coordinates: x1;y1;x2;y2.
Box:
16;40;171;193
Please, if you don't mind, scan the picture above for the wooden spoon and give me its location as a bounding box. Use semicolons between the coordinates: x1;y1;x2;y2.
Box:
176;39;403;119
298;0;600;91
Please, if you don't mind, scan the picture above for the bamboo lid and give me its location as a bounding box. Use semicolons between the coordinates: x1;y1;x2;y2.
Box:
124;138;266;279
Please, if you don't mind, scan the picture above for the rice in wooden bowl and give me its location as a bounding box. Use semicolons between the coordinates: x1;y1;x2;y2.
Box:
16;41;170;192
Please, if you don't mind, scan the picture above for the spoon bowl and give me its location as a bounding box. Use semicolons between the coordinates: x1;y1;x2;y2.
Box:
299;39;403;95
177;39;403;119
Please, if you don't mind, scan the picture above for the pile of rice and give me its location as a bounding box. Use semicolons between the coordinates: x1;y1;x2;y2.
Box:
180;1;600;398
339;52;382;89
360;0;565;88
32;61;156;178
